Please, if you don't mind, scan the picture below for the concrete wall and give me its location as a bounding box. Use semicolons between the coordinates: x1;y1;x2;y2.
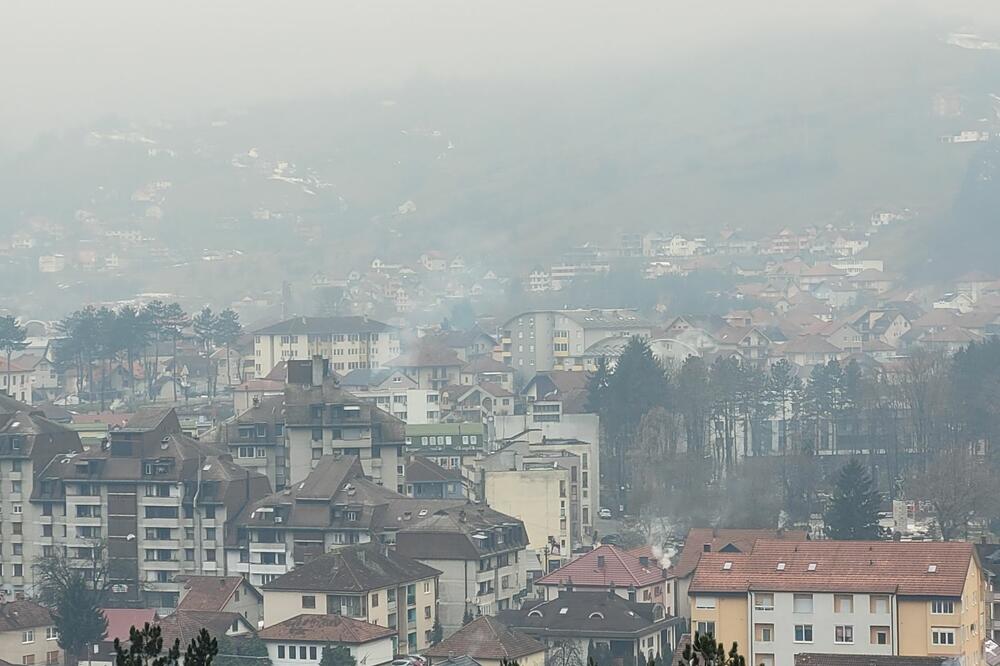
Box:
484;468;569;564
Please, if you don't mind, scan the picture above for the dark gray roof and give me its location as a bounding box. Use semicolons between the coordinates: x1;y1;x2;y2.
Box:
340;368;394;388
498;591;677;638
261;544;440;592
794;655;948;666
406;456;462;484
254;316;395;336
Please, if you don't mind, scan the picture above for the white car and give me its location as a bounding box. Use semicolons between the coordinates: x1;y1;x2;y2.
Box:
598;507;613;519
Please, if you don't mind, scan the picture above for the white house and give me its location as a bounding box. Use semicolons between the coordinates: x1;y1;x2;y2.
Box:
258;614;395;666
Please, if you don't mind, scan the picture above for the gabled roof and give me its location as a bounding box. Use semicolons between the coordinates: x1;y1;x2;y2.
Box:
177;576;260;611
261;544;440;593
463;356;512;374
258;613;395;644
535;544;669;589
390;343;465;368
424;616;545;660
672;528;808;578
406;456;462;484
689;540;975;596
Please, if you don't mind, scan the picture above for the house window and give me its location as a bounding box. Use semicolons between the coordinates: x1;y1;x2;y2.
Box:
278;646;286;659
931;600;955;614
793;594;814;613
45;628;58;641
754;593;774;611
871;626;890;645
835;625;854;644
696;621;715;637
870;595;890;614
794;625;813;643
424;581;431;593
302;595;316;609
309;647;318;660
754;624;774;642
695;596;716;609
931;627;956;645
834;594;854;614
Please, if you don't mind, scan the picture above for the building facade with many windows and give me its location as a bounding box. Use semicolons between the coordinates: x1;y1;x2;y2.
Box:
689;540;987;666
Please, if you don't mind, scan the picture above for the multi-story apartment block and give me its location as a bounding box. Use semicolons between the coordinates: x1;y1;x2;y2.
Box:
0;395;82;597
202;394;288;490
283;359;405;488
32;407;271;611
252;316;400;378
388;342;465;391
231;455;528;635
689;540;987;666
500;309;653;383
260;544;441;653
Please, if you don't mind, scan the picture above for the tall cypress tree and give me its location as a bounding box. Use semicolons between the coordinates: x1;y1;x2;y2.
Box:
824;458;882;540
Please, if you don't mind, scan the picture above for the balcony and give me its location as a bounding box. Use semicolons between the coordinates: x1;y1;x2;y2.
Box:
250;541;287;552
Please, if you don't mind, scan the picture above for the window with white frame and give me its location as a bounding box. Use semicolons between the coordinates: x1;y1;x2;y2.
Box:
754;624;774;642
931;600;955;614
793;594;814;613
931;627;956;645
870;626;890;645
870;595;890;614
794;625;813;643
695;596;717;609
835;625;854;644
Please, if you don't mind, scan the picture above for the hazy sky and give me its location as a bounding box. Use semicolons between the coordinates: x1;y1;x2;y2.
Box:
3;0;999;145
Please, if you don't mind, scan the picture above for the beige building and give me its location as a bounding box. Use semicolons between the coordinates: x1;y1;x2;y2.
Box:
252;316;400;379
0;600;61;666
689;540;987;666
425;616;547;666
261;544;440;654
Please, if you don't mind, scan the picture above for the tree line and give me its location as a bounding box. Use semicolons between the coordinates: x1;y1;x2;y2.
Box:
587;336;1000;538
53;302;242;408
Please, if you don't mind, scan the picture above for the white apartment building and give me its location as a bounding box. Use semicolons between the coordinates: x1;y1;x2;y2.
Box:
252;316;400;378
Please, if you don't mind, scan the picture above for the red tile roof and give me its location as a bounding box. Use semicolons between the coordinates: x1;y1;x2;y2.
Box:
673;528;808;578
424;616;545;660
102;608;159;641
177;576;258;612
535;544;670;589
257;613;394;644
689;540;975;596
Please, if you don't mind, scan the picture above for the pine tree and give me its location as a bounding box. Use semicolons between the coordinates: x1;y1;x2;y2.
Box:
319;645;356;666
824;458;882;540
213;308;243;386
679;633;746;666
0;314;28;400
114;623;181;666
429;617;443;645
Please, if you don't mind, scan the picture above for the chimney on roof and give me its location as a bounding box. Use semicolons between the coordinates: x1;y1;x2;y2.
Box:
311;355;325;387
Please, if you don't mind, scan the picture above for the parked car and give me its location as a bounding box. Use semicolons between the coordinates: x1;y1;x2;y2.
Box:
598;507;613;519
